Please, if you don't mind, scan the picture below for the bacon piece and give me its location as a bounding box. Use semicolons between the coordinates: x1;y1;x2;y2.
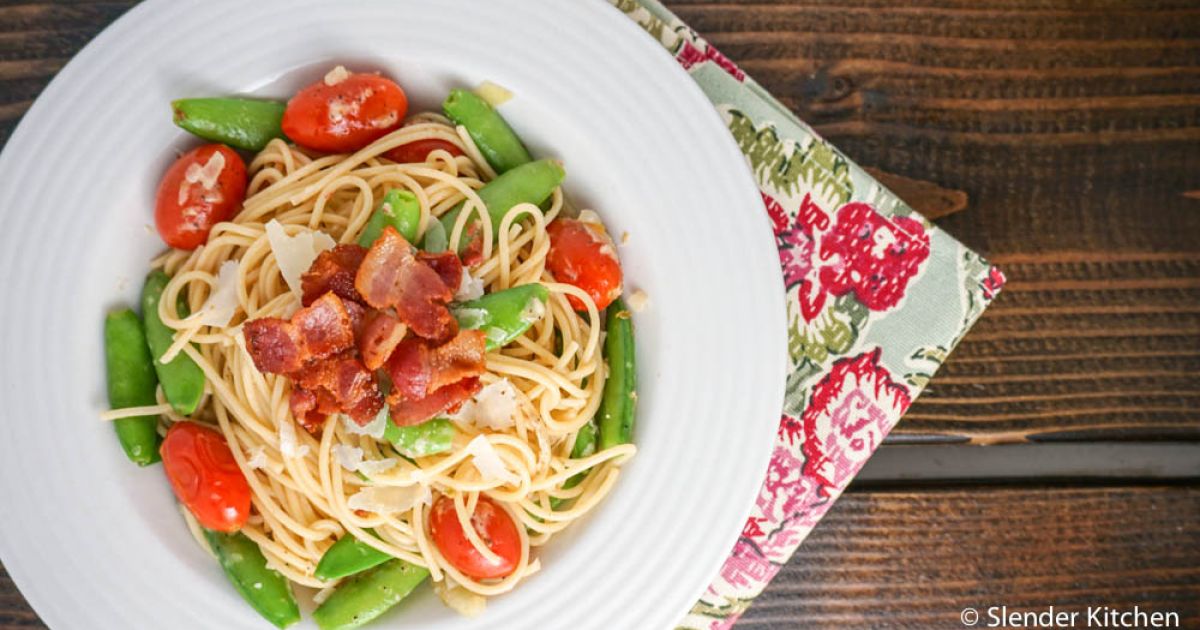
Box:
243;318;304;374
354;226;458;341
344;300;367;338
417;251;463;295
359;311;407;370
460;223;484;267
293;353;384;426
289;387;330;435
291;292;356;360
301;244;367;306
390;376;482;426
383;330;486;425
384;330;486;402
243;292;356;375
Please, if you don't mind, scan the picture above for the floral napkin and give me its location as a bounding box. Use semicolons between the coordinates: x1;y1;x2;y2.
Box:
608;1;1007;627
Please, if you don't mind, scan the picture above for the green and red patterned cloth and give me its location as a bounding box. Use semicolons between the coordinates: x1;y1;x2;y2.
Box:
608;1;1006;627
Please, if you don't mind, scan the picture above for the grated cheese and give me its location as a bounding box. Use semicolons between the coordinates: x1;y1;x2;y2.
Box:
245;446;269;470
464;435;519;485
455;268;485;302
626;288;649;313
452;379;523;431
265;220;335;298
331;444;364;472
346;485;429;515
195;260;240;327
323;65;350;86
474;80;513;107
278;418;310;458
343;407;388;439
182;150;226;205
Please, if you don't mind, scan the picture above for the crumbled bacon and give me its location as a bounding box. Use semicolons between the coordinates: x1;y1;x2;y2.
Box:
354;226;458;341
244;227;485;431
390;376;482;426
301;244;367;306
359;311;406;371
417;251;463;294
293;353;383;426
460;223;485;267
384;330;486;426
243;292;356;374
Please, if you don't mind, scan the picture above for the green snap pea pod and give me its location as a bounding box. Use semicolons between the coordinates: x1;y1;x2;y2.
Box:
142;270;206;415
103;309;162;466
383;417;455;457
203;530;300;629
442;88;532;174
171;98;287;152
315;532;391;581
439;159;564;247
357;189;421;247
452;283;550;351
419;218;448;253
313;559;430;630
550;421;597;510
597;298;637;450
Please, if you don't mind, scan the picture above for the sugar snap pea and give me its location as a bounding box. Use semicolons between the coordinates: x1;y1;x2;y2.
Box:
452;283;549;351
597;298;636;450
203;529;300;629
357;189;420;247
442;88;531;174
172;98;287;152
439;159;564;247
103;309;162;466
312;559;429;630
384;417;455;457
142;270;206;415
315;532;391;581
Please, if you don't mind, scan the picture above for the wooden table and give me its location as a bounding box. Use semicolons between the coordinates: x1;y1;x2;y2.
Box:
1;1;1197;627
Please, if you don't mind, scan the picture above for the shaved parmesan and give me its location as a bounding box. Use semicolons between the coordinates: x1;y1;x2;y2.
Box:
455;268;485;302
453;379;523;431
331;444;364;472
358;458;400;476
454;308;487;329
185;150;226;194
312;586;336;605
265;220;335;298
347;485;429;515
627;289;649;313
474;80;513;107
577;209;603;226
195;260;241;327
323;65;350;86
465;435;519;485
434;577;486;618
245;446;268;470
519;295;546;324
278;418;310;458
343;407;389;439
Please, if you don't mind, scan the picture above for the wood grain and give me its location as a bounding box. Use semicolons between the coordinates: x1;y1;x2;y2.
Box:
666;0;1200;443
742;485;1200;629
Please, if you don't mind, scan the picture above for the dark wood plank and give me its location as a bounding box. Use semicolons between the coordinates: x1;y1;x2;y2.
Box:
665;0;1200;443
742;484;1200;629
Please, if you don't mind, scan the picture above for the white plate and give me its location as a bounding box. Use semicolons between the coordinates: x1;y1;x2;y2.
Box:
0;1;786;628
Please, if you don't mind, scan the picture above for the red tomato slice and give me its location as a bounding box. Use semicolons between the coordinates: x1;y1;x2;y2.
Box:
160;422;251;533
546;218;624;311
154;144;247;250
428;495;520;580
383;139;464;164
282;71;408;153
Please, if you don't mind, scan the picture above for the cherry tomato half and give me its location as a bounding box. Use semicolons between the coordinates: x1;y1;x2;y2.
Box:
154;144;247;250
383;139;465;164
428;495;520;580
160;421;251;533
546;218;624;311
281;71;408;153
